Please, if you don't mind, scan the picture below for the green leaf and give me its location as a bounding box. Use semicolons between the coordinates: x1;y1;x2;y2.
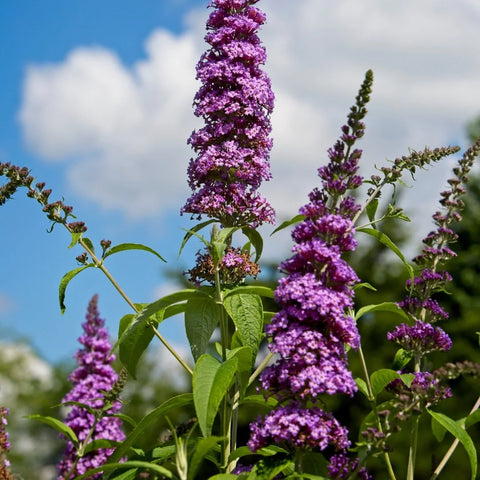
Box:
355;301;409;322
59;265;91;313
242;226;263;262
355;377;370;399
193;354;238;437
211;241;227;266
353;282;377;292
82;236;95;254
370;369;403;396
185;296;220;361
108;469;139;480
107;394;193;468
82;439;123;455
134;289;203;325
392;348;414;370
77;460;174;479
119;317;154;378
68;231;83;248
431;415;447;442
111;413;137;429
366;198;379;225
465;409;480;429
26;415;78;445
240;395;278;410
103;242;166;262
223;293;263;362
224;285;274;299
271;214;305;235
247;456;294;479
215;226;239;245
357;228;414;283
188;436;225;480
179;219;216;256
151;444;176;460
427;409;477;480
226;346;252;399
208;475;237;480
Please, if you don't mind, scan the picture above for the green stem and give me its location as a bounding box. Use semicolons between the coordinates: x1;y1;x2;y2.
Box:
357;344;397;480
407;416;419;480
76;235;192;376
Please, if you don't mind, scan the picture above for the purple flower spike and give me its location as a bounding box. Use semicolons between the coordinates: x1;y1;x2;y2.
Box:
248;402;350;452
57;295;124;480
249;72;374;474
182;0;275;228
387;321;452;353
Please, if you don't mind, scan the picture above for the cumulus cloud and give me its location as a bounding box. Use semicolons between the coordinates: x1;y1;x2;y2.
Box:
19;0;480;225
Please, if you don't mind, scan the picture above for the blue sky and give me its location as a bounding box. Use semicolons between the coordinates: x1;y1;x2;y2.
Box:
1;0;480;365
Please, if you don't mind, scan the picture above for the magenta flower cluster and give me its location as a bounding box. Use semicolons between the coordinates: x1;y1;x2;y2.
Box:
249;402;350;451
248;195;360;454
57;295;124;480
249;75;374;467
181;0;275;228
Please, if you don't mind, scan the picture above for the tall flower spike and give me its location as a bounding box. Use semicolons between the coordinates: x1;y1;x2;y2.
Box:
57;295;125;480
389;139;480;357
249;73;373;474
181;0;275;228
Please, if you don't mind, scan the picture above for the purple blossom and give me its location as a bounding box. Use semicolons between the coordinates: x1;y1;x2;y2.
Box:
249;72;374;474
387;371;453;407
260;323;357;398
0;407;12;480
390;143;479;360
182;0;275;228
387;321;452;353
248;402;350;452
57;295;125;480
328;452;372;480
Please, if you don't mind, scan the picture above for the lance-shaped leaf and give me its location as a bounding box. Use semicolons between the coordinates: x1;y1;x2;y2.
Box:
271;214;305;235
119;316;154;379
224;293;263;362
370;368;414;396
134;289;202;324
185;296;220;361
193;354;238;437
427;409;477;480
27;414;78;445
241;226;263;262
179;218;216;256
357;227;414;283
188;436;225;480
77;460;174;479
103;242;166;262
59;265;92;313
355;301;410;322
106;394;193;468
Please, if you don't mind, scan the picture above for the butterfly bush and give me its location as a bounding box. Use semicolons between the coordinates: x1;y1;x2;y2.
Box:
57;295;125;480
1;0;480;479
248;72;373;479
181;0;275;228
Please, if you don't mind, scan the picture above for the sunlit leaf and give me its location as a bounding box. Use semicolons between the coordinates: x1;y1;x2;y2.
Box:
103;242;166;262
59;265;92;314
193;354;237;437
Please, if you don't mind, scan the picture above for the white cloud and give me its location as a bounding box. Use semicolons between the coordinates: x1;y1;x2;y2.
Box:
19;0;480;229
